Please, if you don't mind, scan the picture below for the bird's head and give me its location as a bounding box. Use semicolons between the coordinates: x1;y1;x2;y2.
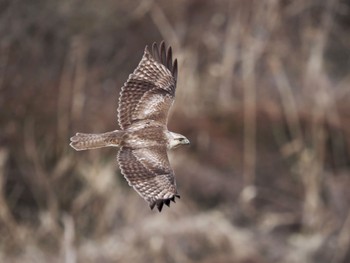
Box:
167;132;190;149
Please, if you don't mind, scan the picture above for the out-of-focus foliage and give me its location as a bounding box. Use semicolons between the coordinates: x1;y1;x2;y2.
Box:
1;0;350;262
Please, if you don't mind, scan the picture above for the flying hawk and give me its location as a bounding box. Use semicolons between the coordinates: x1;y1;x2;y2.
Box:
70;41;189;212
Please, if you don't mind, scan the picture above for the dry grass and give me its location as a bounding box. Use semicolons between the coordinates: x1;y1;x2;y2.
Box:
1;0;350;262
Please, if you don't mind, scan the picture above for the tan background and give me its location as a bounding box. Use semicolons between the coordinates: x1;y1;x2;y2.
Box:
1;0;350;262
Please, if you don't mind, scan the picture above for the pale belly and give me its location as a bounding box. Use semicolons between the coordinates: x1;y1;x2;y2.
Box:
122;122;168;148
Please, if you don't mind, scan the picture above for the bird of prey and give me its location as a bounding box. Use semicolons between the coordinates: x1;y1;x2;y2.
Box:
70;41;189;212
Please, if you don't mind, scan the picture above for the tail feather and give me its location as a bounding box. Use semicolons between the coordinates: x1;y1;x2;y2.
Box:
70;130;123;151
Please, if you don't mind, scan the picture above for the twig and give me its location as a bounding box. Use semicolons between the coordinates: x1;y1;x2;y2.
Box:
61;214;77;263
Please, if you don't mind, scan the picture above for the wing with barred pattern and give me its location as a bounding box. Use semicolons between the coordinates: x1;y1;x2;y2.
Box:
117;41;178;129
117;146;180;212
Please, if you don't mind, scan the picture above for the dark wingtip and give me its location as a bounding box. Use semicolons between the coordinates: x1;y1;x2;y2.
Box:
149;194;180;212
173;59;178;80
166;46;173;72
157;201;164;212
149;41;177;80
152;42;160;61
160;41;166;65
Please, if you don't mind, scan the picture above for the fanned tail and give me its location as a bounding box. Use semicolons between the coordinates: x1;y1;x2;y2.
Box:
70;130;123;151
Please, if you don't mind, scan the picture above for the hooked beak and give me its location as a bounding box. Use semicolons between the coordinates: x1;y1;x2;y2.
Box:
183;138;190;145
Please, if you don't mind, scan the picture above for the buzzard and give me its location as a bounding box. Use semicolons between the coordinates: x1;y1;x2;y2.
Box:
70;41;189;212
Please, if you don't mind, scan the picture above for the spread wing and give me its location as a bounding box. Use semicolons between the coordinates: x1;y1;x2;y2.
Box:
117;41;178;130
117;146;180;212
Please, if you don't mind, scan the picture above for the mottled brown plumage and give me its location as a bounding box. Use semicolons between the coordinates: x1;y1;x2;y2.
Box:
70;41;189;212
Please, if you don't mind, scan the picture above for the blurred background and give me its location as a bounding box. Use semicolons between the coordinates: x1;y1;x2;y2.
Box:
1;0;350;262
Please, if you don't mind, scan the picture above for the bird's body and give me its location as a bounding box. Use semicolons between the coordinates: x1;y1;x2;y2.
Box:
71;120;184;150
70;41;189;212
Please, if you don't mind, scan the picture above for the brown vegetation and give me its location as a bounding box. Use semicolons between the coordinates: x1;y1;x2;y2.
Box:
1;0;350;262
